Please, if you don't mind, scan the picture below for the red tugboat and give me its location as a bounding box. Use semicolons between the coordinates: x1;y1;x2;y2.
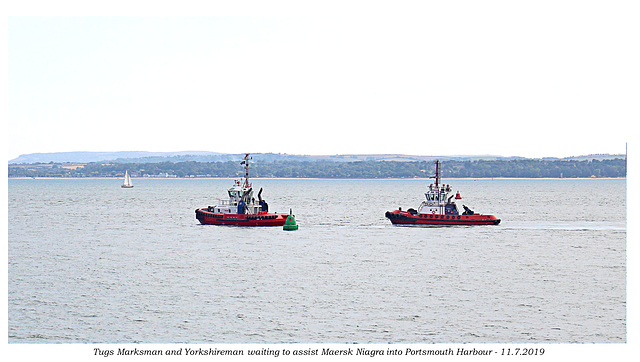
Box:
195;154;289;226
385;160;500;226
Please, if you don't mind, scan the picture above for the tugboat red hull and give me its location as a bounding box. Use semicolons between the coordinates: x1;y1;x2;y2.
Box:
195;208;288;226
385;210;500;226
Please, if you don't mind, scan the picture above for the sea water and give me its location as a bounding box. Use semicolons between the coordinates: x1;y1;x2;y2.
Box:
7;178;626;343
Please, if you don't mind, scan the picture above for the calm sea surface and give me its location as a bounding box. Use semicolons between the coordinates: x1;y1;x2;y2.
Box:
8;178;626;343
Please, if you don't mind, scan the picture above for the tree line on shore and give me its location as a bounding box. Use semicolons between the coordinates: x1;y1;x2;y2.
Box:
8;158;626;178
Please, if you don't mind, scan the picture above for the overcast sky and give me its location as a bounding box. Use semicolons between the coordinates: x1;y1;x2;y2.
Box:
7;1;637;160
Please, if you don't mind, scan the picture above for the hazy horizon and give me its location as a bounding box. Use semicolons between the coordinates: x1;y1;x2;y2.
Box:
8;149;627;165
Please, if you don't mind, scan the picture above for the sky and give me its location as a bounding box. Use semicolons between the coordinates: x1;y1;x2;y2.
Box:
6;1;638;161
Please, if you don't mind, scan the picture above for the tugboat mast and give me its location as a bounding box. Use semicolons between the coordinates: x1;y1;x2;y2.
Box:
241;153;252;188
431;160;441;188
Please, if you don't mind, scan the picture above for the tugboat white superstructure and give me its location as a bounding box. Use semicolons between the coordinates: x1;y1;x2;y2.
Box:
195;154;289;226
385;160;500;226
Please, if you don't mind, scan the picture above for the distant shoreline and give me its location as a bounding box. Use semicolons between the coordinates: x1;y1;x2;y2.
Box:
9;157;626;179
8;176;627;180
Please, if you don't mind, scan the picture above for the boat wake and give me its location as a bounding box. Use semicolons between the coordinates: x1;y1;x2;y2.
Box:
500;222;625;232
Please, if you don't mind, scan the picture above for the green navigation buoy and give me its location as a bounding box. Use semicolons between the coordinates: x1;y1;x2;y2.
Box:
283;209;298;231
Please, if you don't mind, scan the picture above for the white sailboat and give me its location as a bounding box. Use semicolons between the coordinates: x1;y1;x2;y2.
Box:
121;170;134;188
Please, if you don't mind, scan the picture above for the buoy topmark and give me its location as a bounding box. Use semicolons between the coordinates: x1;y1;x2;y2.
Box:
283;209;298;231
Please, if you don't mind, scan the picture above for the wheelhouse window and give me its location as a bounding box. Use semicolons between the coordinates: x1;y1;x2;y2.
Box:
428;192;445;201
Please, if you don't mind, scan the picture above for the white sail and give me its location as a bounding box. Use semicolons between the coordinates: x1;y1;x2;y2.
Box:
122;170;133;188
